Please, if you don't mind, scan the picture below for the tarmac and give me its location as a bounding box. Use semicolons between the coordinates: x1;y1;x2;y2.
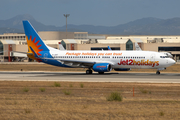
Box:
0;71;180;83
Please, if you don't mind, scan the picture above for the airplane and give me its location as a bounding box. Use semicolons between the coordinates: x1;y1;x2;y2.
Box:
108;44;173;70
108;46;111;51
108;43;174;72
22;20;176;75
135;42;173;58
58;42;66;51
108;43;141;51
135;42;142;51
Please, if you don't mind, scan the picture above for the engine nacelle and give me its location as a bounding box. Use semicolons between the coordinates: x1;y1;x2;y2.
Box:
93;63;112;72
114;68;131;71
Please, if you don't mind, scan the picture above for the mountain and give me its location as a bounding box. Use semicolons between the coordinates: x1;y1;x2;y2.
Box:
66;17;180;35
1;14;180;35
0;14;60;33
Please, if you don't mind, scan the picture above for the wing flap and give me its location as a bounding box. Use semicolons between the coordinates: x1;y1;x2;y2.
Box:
57;59;95;67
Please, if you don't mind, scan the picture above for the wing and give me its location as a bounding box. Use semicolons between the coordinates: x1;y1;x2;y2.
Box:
57;59;95;67
41;57;114;68
41;57;96;68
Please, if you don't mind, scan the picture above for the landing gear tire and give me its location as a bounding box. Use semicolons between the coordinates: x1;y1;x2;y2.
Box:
86;70;92;74
156;71;160;75
98;72;104;74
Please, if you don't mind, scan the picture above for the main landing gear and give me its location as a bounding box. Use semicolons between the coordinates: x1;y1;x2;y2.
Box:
98;72;104;74
156;71;160;75
86;69;92;74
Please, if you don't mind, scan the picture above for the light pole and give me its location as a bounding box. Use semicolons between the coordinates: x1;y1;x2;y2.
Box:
64;14;70;38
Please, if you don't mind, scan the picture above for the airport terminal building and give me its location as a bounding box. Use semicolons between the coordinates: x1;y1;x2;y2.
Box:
0;32;180;62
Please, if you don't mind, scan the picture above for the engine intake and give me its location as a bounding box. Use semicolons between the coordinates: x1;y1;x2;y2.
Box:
93;63;112;72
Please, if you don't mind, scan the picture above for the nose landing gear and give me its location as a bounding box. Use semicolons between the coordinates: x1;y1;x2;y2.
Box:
156;68;166;75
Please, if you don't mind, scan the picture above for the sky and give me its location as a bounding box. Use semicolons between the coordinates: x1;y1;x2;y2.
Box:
0;0;180;27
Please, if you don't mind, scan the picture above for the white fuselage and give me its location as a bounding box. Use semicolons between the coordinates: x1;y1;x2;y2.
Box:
49;49;175;69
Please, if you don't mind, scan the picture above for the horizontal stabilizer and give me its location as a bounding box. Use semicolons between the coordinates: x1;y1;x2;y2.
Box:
11;51;33;55
29;46;39;58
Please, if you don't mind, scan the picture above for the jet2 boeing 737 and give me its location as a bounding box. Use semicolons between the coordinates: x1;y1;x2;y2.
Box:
23;21;176;74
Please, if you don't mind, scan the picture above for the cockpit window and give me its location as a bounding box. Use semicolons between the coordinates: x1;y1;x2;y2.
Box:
160;56;170;58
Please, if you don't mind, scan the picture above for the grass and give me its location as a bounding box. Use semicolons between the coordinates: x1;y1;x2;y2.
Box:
0;81;180;120
69;84;73;87
83;105;88;109
63;89;71;95
14;101;17;105
23;87;29;92
106;91;123;101
24;109;31;114
80;83;84;88
39;88;46;92
140;88;148;94
160;111;164;116
54;82;61;87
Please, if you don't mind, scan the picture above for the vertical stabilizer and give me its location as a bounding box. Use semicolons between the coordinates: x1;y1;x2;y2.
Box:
23;20;49;57
58;42;66;50
108;46;112;51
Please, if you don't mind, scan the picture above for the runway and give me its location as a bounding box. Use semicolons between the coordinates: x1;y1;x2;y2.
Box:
0;71;180;83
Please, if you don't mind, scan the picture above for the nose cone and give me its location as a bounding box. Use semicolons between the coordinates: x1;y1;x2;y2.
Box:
169;59;176;65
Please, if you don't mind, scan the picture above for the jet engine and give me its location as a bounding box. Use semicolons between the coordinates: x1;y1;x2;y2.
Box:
93;63;112;72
